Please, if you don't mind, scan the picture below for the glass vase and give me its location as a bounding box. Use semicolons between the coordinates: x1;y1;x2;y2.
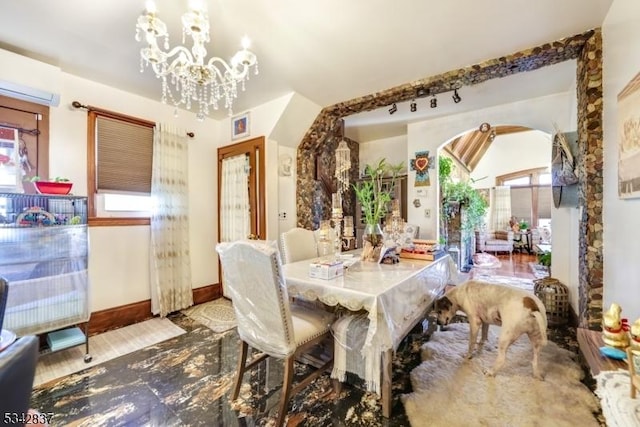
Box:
361;222;384;262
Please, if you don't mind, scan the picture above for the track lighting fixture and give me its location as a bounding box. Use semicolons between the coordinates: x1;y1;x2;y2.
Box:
410;100;417;112
430;96;437;108
452;89;461;103
388;103;397;115
416;87;429;98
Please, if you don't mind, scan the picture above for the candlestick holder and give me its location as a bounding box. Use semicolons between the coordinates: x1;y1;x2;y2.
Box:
331;212;343;259
342;215;356;251
331;192;343;259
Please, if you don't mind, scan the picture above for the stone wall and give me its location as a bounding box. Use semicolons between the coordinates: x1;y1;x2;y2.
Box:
576;29;604;329
295;29;603;328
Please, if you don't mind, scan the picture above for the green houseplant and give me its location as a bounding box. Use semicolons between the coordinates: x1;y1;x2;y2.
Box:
537;250;551;267
440;176;488;233
353;159;403;259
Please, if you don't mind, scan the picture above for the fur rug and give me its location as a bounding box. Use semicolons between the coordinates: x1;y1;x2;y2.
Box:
402;323;600;427
595;369;640;426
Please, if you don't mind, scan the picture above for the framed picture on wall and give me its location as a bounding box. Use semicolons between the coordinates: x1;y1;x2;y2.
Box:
617;71;640;199
231;112;250;140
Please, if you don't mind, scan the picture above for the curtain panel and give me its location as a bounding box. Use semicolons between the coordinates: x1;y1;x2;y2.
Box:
150;123;193;316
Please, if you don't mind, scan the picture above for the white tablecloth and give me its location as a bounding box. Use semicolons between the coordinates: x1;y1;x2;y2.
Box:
282;254;456;392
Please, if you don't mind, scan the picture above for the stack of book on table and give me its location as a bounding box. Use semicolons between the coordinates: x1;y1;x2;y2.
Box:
399;239;446;261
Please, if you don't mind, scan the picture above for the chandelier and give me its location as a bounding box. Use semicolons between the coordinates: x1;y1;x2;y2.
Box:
135;0;259;120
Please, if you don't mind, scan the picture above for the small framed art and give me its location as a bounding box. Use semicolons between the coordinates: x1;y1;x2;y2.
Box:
231;112;250;140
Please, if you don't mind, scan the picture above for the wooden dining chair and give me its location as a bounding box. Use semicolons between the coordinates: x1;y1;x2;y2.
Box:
215;240;335;427
280;227;318;264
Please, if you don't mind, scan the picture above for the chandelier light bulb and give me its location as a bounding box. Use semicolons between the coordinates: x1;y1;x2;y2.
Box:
241;36;251;50
145;0;156;14
188;0;205;12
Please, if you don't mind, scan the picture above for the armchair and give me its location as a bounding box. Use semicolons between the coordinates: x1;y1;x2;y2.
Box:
215;240;335;426
475;230;514;255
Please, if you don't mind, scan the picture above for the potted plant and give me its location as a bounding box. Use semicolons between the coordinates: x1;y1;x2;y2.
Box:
536;250;551;277
353;159;404;260
28;176;73;195
519;219;529;232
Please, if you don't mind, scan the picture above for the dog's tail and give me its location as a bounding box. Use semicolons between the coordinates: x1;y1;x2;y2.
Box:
532;310;548;346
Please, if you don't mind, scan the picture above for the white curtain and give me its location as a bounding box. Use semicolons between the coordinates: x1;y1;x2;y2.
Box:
220;154;250;242
490;186;512;231
150;123;193;317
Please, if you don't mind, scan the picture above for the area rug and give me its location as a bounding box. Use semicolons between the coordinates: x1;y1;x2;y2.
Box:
402;322;600;427
182;298;237;333
595;369;640;427
469;273;535;292
529;261;550;279
34;317;185;386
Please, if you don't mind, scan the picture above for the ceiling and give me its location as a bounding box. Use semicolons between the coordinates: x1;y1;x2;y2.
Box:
445;125;531;172
0;1;612;123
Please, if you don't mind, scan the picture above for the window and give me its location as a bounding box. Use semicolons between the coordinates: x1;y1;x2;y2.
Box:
87;109;154;226
498;167;552;228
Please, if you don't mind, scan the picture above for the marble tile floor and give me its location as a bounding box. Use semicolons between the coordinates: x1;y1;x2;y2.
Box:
30;313;428;426
30;255;590;426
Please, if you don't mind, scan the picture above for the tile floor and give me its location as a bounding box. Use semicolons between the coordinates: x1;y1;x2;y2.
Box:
30;253;592;426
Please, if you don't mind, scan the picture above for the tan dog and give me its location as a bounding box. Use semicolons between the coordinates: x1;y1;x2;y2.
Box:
434;280;548;379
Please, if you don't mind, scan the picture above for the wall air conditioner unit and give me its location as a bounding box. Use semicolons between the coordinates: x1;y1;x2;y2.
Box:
0;79;60;107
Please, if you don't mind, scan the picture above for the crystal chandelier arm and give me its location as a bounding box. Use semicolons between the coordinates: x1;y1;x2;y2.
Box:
206;55;252;81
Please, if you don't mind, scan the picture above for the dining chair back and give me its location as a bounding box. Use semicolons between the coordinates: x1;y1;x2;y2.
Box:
215;240;334;426
280;227;318;264
0;335;39;419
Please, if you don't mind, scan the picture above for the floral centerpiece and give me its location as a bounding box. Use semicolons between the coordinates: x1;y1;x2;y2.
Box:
353;159;403;261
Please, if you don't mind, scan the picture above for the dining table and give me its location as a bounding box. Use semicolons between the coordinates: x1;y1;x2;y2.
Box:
282;252;457;417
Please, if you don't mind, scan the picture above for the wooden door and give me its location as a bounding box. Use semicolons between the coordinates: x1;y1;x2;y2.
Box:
217;137;265;295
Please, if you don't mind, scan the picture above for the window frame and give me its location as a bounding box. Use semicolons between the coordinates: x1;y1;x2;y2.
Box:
87;108;154;227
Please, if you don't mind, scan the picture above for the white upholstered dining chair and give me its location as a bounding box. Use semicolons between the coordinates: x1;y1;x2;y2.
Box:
215;240;335;427
280;227;318;264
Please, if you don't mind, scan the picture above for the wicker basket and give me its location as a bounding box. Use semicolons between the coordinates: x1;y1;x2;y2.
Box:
533;277;569;326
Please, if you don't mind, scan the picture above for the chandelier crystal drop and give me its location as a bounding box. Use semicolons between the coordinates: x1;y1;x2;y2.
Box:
135;0;259;120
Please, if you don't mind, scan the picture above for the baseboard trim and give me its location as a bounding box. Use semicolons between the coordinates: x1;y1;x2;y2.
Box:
85;283;221;336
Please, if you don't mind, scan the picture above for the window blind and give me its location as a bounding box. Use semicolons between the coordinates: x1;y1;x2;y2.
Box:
96;117;153;193
538;186;552;219
510;187;532;224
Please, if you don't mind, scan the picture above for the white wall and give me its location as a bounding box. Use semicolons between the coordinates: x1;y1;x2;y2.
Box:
471;130;552;187
602;0;640;320
278;145;298;234
359;134;408;173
